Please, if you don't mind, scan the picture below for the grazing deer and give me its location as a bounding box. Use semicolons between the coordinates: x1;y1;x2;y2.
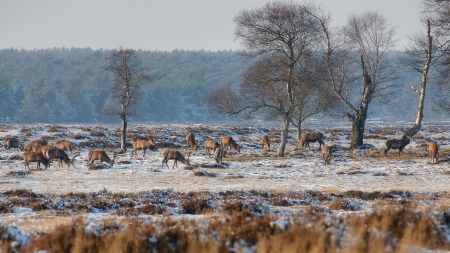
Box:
24;139;48;151
384;136;410;156
299;132;325;150
130;136;155;158
321;145;332;165
162;150;190;169
3;138;23;151
23;151;51;170
214;147;223;165
56;140;74;153
204;139;220;158
428;141;439;163
46;148;78;167
87;150;115;166
259;135;270;150
186;132;197;151
220;136;241;153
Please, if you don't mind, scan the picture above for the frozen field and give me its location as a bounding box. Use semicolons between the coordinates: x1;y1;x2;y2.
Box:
1;119;450;249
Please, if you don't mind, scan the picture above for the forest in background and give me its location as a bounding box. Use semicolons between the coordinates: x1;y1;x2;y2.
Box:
0;48;446;124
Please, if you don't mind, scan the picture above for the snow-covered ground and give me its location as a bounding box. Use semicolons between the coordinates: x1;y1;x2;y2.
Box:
0;120;449;237
0;120;448;194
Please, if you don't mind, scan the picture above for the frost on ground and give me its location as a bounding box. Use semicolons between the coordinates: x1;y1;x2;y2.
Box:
0;120;449;239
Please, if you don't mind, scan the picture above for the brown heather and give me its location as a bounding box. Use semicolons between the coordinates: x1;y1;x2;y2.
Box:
17;208;450;253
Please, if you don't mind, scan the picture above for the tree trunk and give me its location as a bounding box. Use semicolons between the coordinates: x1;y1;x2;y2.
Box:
403;20;432;138
120;114;127;153
295;118;302;142
278;114;290;157
349;113;366;148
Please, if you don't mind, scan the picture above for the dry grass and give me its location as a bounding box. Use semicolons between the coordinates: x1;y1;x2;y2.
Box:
15;207;450;253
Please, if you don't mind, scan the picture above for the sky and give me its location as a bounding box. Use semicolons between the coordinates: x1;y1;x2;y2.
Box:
0;0;423;52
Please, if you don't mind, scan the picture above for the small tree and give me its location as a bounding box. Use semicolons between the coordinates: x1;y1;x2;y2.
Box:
104;47;149;153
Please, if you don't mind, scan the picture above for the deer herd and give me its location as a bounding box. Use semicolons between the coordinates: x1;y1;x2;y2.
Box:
1;127;443;171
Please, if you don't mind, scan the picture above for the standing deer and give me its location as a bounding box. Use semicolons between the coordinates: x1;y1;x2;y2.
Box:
162;150;190;169
214;147;223;165
321;145;332;165
23;151;51;170
186;132;197;151
220;136;241;153
87;150;115;166
130;136;155;158
3;138;23;151
56;140;74;153
299;132;325;150
259;135;270;150
428;141;439;163
384;136;410;156
46;148;78;167
204;139;220;158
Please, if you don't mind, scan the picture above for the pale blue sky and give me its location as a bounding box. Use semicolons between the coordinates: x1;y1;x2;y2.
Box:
0;0;423;51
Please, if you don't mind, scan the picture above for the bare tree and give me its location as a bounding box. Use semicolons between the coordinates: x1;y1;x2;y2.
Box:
315;10;397;148
207;2;324;156
104;47;149;153
422;0;450;111
400;0;450;136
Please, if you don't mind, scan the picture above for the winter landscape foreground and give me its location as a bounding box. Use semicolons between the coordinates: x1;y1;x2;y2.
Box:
0;120;450;252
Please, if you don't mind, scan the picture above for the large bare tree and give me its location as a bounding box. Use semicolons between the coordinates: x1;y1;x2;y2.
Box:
104;47;149;153
316;10;397;148
207;2;324;156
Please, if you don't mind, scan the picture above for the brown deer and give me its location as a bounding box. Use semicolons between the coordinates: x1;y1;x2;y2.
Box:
204;139;220;158
56;140;74;153
3;138;23;151
220;136;241;153
130;136;155;158
428;141;439;163
24;139;48;151
46;148;78;167
162;150;190;169
87;150;115;166
321;145;332;165
384;136;410;156
23;151;51;170
259;135;270;150
299;132;325;150
214;147;223;165
186;132;197;151
40;145;57;158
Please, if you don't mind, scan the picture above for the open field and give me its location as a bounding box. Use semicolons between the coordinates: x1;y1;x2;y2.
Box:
1;120;450;252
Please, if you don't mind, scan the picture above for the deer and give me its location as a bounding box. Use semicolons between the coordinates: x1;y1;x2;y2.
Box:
56;140;74;153
87;150;115;166
259;135;270;150
428;141;439;163
299;132;325;150
130;135;155;158
220;136;241;153
214;147;223;165
46;148;78;167
40;145;57;158
162;149;190;169
384;136;410;156
321;145;332;165
204;139;220;158
186;132;197;151
24;139;48;151
3;138;23;151
23;151;51;170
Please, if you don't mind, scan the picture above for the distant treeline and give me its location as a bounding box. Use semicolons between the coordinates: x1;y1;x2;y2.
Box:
0;48;445;124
